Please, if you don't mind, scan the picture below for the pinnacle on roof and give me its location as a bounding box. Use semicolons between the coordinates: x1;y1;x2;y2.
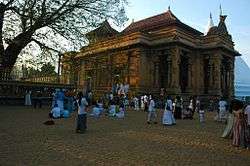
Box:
205;12;214;35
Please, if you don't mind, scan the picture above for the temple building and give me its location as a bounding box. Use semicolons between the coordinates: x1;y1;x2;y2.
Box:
61;8;240;99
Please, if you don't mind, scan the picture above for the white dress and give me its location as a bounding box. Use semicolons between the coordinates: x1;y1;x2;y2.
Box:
109;105;116;116
116;108;125;118
219;100;227;121
25;91;32;106
162;100;176;125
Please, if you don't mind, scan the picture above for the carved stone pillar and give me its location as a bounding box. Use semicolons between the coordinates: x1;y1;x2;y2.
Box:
167;56;172;88
228;59;235;99
166;47;181;94
154;60;160;87
209;54;222;96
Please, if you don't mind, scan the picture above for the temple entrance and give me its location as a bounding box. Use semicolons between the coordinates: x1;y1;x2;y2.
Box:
179;56;189;93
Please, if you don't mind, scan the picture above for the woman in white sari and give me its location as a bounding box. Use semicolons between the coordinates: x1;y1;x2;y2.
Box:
25;90;32;106
162;96;176;125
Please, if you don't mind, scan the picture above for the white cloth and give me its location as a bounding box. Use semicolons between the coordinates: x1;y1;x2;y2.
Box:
116;107;125;118
162;110;176;125
109;105;116;116
219;100;227;121
25;91;32;106
141;96;145;109
162;100;176;125
219;100;227;111
199;110;205;122
244;105;250;125
133;97;139;111
57;100;64;113
148;99;155;112
51;107;61;118
78;98;88;115
91;107;100;118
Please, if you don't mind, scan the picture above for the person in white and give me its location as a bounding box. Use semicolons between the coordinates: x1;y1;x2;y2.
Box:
147;96;157;124
162;96;176;125
24;90;32;106
76;92;88;133
133;96;139;111
50;104;61;119
218;97;227;122
140;96;145;110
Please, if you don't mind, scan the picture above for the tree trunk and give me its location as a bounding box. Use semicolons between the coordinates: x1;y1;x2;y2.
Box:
0;30;33;80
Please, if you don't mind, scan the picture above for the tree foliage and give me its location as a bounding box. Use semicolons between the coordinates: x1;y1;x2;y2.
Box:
0;0;128;70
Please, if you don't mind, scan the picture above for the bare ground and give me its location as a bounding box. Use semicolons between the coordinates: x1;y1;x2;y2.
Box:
0;106;249;166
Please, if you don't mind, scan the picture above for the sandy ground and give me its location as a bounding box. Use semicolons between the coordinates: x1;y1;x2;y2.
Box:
0;106;250;166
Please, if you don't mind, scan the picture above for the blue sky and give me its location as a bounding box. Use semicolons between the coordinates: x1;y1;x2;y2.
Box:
122;0;250;66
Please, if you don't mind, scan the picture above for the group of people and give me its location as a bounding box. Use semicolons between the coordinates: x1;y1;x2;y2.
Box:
145;95;205;125
29;86;249;149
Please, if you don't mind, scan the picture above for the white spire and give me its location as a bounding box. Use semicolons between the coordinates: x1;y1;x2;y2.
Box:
205;12;214;35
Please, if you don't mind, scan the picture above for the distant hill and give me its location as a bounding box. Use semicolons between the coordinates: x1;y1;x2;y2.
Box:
235;57;250;96
235;57;250;84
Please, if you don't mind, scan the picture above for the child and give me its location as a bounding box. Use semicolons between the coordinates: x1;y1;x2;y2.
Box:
199;104;205;123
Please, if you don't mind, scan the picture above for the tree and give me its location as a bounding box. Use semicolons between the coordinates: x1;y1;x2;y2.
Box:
40;62;56;76
0;0;128;77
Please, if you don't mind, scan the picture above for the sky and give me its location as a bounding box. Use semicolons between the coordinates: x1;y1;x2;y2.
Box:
121;0;250;67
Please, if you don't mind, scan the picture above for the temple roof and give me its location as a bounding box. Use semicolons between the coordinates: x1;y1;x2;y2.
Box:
86;20;118;43
207;15;230;36
123;9;203;35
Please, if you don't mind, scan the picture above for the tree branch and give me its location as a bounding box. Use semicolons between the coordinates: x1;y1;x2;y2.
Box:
31;38;60;54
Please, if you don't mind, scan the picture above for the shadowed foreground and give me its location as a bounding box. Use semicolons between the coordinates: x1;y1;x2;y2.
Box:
0;106;249;166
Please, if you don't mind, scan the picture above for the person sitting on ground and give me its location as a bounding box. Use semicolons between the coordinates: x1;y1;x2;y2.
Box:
109;100;116;117
97;99;104;114
90;101;101;118
116;103;125;119
49;104;61;119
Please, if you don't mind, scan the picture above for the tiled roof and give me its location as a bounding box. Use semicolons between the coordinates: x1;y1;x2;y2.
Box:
123;9;202;35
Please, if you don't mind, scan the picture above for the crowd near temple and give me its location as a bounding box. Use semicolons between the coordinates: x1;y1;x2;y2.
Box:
1;8;250;150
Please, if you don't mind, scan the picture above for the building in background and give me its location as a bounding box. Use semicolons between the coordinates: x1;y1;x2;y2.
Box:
62;9;240;100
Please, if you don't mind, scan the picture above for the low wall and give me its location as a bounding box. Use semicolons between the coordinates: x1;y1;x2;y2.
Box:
0;80;75;105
